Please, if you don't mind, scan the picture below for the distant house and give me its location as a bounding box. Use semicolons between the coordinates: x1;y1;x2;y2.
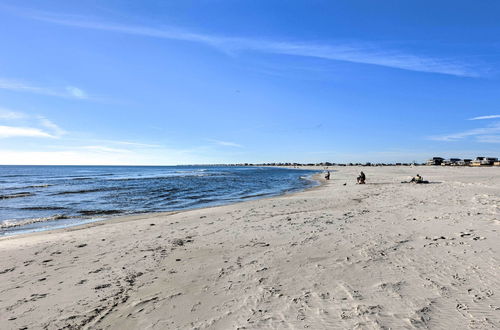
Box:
471;157;485;166
440;158;461;166
482;157;498;165
471;157;498;166
426;157;444;165
457;159;472;166
426;156;498;166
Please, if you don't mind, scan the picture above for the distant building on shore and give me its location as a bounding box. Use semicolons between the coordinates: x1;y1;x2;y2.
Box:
427;156;499;166
482;157;498;165
458;159;472;166
471;157;485;166
426;157;444;166
256;157;499;167
471;157;498;166
441;158;461;166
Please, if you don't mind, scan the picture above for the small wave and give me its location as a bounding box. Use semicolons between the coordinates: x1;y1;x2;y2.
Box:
300;175;318;183
75;171;114;175
1;174;31;178
109;173;217;181
1;214;69;229
156;188;181;198
241;192;269;199
185;194;210;200
196;198;219;203
20;206;68;211
175;169;208;173
0;192;34;199
66;173;113;177
27;184;53;188
78;210;123;216
53;187;120;195
71;177;93;181
2;184;52;190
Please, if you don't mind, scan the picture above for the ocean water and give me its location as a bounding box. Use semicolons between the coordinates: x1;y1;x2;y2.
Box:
0;166;319;236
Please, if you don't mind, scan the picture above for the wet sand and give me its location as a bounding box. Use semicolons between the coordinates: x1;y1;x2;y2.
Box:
1;166;499;329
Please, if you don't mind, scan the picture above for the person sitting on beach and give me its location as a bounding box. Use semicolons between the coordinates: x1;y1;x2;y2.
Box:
325;171;330;180
410;174;423;183
357;171;366;184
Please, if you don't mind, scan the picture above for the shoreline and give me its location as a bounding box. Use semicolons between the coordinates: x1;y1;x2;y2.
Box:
1;166;498;329
0;170;324;241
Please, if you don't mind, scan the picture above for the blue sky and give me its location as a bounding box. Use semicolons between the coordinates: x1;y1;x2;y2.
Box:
1;0;500;165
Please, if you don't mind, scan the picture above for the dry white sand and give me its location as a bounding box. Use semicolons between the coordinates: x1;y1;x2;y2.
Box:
1;166;499;329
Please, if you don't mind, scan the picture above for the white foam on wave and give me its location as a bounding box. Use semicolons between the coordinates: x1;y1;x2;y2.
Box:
110;172;215;181
0;214;68;229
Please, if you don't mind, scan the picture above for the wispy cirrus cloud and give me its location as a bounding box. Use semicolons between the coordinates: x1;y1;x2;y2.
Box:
97;139;162;148
0;108;66;139
429;121;500;142
37;116;66;136
208;139;243;148
81;145;131;153
476;135;500;143
19;10;479;77
65;86;87;99
0;125;56;138
0;77;89;100
469;114;500;120
0;107;27;120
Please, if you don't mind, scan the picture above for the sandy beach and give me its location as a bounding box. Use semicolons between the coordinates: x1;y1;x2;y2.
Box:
1;166;499;329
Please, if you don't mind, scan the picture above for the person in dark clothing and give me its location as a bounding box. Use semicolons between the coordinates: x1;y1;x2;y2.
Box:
410;174;421;183
410;174;427;184
325;171;330;180
357;171;366;184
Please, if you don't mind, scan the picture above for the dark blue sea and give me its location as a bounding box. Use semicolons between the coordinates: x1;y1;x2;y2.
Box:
0;166;319;236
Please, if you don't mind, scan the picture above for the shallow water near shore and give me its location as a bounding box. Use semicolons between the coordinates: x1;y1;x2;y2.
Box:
0;165;319;236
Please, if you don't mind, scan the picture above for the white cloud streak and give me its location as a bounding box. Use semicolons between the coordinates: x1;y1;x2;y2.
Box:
469;115;500;120
0;78;89;100
65;86;87;99
475;135;500;143
208;139;243;148
0;125;56;138
96;139;163;148
37;116;67;136
0;146;213;165
0;108;66;139
26;12;478;77
0;107;27;120
81;145;130;153
429;122;500;142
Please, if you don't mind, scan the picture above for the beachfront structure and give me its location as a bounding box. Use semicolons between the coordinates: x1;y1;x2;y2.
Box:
471;157;484;166
471;157;498;166
483;157;498;165
441;158;462;166
426;157;444;166
427;156;500;166
458;159;472;166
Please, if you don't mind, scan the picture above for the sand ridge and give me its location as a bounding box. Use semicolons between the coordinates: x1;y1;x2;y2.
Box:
0;166;499;329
